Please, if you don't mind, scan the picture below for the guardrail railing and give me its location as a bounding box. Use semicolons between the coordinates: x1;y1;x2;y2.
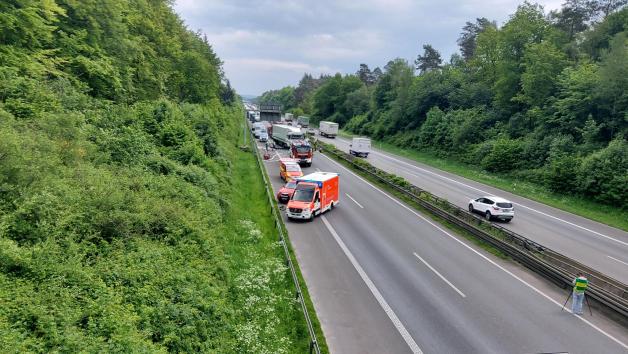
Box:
248;131;322;354
320;143;628;318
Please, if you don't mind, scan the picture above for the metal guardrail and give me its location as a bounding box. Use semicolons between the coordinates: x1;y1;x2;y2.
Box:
321;143;628;318
249;131;322;354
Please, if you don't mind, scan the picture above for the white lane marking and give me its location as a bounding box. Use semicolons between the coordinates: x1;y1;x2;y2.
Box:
320;153;628;350
413;252;466;298
321;215;423;354
607;255;628;267
345;193;364;209
333;139;628;247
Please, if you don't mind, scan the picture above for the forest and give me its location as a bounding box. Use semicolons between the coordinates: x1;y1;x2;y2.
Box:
1;0;308;352
259;1;628;209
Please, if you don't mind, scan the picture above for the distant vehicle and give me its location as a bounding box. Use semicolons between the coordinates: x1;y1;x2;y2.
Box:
252;122;264;137
306;127;316;135
290;139;313;167
273;124;305;148
349;137;371;158
287;172;339;221
297;116;310;128
276;180;297;204
279;158;303;182
258;130;268;142
319;121;339;138
284;113;294;122
469;196;514;222
262;121;273;136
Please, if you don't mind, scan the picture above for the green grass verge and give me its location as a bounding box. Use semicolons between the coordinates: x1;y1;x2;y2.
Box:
339;130;628;231
239;134;329;353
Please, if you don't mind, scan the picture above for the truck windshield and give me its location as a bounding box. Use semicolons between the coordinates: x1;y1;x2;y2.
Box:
292;187;314;202
296;146;311;153
289;133;304;140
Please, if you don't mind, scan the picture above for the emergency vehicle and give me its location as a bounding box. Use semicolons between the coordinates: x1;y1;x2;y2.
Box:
287;172;339;221
279;158;303;182
290;139;313;167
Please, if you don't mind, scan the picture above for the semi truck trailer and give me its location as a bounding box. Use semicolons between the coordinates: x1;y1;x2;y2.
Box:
272;124;305;148
319;121;339;138
297;116;310;128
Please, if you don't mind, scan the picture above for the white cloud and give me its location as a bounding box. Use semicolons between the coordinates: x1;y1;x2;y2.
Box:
226;58;334;73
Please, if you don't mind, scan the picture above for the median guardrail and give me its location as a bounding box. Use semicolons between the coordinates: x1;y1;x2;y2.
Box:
249;131;322;354
320;142;628;318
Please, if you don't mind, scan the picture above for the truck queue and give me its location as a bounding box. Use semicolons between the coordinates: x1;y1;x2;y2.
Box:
249;111;340;222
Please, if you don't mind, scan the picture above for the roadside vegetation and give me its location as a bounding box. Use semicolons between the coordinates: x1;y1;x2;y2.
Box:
259;2;628;225
1;0;312;351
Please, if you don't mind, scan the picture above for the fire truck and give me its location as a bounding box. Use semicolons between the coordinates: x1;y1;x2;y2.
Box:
289;139;313;167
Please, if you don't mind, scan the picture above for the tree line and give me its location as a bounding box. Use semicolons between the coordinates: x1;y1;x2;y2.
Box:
259;1;628;208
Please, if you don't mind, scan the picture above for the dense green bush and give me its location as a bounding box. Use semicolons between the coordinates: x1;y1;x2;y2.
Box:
0;0;309;351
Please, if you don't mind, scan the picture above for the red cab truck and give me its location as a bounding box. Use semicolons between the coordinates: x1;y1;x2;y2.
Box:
289;139;313;167
287;172;339;221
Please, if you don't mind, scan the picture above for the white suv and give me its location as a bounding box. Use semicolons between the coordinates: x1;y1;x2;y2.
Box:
468;196;514;222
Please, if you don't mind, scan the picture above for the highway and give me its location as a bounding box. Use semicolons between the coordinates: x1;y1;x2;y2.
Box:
317;135;628;284
256;140;628;353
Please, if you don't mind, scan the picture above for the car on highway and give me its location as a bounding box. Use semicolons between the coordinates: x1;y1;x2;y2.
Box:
306;127;316;135
276;180;297;204
279;158;303;182
258;130;268;142
469;196;514;222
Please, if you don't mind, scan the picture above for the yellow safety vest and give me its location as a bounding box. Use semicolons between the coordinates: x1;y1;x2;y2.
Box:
573;277;588;293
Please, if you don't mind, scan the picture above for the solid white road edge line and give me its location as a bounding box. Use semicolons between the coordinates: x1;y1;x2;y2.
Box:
333;136;628;247
607;255;628;267
413;252;466;298
345;193;364;209
321;215;423;354
320;153;628;350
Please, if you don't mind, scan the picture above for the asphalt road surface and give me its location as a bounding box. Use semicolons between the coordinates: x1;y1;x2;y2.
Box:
256;141;627;354
317;135;628;284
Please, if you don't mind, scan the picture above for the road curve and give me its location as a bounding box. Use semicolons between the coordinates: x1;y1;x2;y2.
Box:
257;141;627;353
318;135;628;284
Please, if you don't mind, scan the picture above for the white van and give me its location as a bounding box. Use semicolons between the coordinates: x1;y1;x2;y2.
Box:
349;137;371;158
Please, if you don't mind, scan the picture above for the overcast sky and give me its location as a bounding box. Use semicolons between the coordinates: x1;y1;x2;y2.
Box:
174;0;563;96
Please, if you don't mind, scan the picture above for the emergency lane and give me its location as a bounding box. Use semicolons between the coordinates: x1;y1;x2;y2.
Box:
257;141;627;353
317;135;628;284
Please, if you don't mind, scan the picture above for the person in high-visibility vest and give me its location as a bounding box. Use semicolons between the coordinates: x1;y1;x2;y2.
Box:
571;273;588;315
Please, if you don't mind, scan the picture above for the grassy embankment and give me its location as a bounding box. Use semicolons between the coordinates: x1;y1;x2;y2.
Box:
227;132;329;353
339;130;628;231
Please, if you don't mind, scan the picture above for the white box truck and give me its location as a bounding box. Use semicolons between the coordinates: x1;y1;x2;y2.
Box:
349;137;371;158
284;113;294;122
319;121;339;138
273;124;305;148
